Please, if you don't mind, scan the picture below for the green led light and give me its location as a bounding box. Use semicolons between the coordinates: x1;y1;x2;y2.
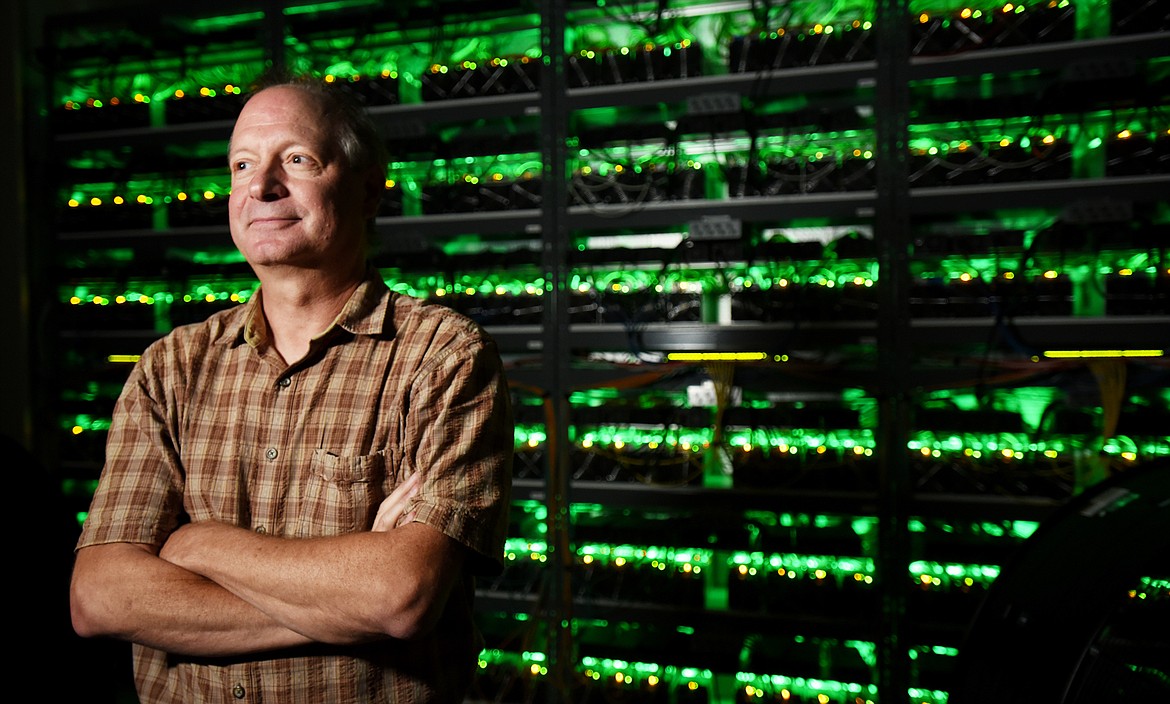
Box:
283;0;381;15
64;278;257;307
738;669;877;701
576;424;714;451
514;424;548;448
64;415;111;433
1132;576;1170;601
907;687;950;704
579;543;711;571
61;478;100;498
910;559;1000;587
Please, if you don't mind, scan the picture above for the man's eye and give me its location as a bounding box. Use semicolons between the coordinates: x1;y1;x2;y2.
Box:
234;161;249;171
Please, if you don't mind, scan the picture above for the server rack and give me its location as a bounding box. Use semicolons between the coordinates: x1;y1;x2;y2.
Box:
33;0;1170;701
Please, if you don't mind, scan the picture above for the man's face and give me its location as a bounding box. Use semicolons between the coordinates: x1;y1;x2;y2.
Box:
227;86;379;275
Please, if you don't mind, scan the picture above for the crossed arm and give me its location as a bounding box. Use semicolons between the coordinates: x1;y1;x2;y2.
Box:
69;471;465;657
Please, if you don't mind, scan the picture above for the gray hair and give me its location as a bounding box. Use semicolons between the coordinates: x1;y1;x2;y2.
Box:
242;71;388;175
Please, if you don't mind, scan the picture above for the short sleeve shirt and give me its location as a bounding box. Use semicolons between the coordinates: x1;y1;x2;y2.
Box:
77;272;513;703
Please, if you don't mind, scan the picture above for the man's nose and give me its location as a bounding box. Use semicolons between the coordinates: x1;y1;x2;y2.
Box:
249;160;289;201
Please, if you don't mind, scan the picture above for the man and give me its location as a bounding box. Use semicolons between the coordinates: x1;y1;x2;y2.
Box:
69;75;513;703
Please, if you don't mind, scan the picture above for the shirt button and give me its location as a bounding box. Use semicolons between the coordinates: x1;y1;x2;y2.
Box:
277;377;291;388
265;447;278;460
233;683;246;699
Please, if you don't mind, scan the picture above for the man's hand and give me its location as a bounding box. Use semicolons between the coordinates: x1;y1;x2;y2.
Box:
373;471;421;532
159;521;238;573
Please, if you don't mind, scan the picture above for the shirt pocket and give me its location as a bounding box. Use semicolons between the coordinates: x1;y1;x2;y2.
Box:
292;448;388;537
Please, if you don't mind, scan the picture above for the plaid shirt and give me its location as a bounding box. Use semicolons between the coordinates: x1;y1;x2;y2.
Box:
78;271;513;703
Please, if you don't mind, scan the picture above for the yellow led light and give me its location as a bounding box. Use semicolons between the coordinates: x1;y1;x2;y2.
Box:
107;354;142;363
666;352;767;361
1043;350;1163;358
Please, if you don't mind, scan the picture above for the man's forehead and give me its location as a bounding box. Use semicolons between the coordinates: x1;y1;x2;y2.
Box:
238;88;326;126
229;90;335;151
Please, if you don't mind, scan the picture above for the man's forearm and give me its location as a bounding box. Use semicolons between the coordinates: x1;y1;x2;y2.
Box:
71;542;313;656
160;520;463;643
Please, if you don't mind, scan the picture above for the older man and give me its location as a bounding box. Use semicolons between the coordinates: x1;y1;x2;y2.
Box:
70;75;513;703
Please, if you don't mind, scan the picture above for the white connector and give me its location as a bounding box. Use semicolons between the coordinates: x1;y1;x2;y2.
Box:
686;380;742;408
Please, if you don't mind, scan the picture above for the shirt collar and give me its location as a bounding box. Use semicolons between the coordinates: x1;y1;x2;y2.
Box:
239;269;393;349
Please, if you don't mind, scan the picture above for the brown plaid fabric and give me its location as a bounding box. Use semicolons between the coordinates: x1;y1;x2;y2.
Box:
78;271;513;703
